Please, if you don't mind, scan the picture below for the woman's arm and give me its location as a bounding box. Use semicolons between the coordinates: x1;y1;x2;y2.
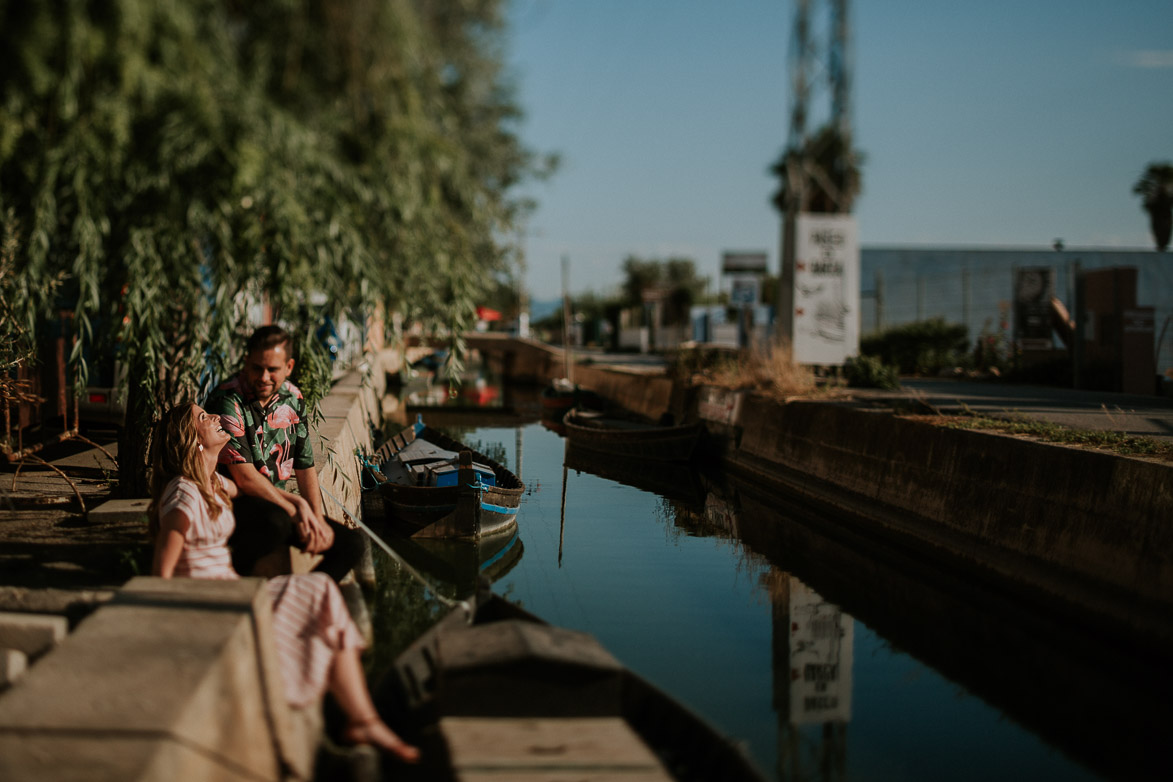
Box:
152;508;191;578
218;474;240;500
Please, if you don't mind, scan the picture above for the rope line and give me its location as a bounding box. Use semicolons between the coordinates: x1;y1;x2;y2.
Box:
318;469;473;620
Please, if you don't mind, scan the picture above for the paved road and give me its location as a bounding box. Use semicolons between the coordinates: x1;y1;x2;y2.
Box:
876;377;1173;442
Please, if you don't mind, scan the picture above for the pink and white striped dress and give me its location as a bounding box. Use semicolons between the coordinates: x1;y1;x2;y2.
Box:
159;475;365;707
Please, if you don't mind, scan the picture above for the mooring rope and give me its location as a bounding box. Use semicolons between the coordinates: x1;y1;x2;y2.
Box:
318;476;473;621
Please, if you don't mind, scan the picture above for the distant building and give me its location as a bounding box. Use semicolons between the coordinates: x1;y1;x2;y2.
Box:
860;247;1173;373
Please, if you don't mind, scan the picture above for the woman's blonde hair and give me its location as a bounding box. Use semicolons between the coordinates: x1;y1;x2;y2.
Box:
147;403;230;536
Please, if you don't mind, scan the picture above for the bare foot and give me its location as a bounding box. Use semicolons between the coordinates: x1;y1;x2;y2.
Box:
344;717;421;764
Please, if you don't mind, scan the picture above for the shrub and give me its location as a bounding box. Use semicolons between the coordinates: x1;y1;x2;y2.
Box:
860;318;969;375
844;355;900;389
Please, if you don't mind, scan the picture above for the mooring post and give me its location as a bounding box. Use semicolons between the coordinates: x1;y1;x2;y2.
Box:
456;450;480;537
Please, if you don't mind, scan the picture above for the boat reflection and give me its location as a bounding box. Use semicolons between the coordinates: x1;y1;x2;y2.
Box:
563;443;706;509
368;525;524;600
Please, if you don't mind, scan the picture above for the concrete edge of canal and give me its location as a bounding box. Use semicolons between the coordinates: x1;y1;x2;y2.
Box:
685;383;1173;656
0;349;400;782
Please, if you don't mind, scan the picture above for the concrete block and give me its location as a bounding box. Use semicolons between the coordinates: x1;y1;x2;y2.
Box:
0;612;68;658
1;649;27;687
87;498;151;524
0;578;311;781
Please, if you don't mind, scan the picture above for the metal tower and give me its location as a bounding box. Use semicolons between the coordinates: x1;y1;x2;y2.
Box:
786;0;852;189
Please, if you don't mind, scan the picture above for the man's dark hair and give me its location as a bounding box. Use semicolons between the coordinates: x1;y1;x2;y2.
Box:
245;325;292;356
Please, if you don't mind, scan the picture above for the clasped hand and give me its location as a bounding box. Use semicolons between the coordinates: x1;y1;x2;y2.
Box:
291;497;334;554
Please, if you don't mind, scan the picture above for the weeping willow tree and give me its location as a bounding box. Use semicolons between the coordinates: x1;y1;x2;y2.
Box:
0;0;551;493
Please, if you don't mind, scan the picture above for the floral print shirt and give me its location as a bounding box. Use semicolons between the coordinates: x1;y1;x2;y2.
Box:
205;374;315;490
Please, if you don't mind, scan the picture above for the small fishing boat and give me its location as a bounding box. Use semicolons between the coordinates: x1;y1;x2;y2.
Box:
382;592;767;782
539;376;579;414
366;416;524;539
563;408;704;462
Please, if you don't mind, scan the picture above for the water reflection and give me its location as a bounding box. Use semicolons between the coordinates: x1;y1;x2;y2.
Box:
367;392;1169;781
367;526;524;600
564;444;705;507
677;474;1169;782
769;571;852;782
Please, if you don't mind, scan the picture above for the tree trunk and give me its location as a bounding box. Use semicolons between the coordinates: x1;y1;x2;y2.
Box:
118;363;156;498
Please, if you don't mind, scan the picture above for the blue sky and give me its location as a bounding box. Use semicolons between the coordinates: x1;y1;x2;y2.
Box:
505;0;1173;300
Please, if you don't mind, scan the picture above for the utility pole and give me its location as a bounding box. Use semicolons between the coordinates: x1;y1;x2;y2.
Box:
777;0;854;352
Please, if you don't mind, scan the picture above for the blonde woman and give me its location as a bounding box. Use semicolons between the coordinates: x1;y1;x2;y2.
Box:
150;402;419;763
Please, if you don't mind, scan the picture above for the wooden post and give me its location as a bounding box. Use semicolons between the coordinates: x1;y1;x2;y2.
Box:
456;450;480;538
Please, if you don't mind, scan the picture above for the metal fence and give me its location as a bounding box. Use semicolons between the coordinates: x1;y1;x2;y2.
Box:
858;248;1173;373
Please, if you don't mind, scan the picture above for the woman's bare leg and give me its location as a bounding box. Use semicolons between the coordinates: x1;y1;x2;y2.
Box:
328;647;420;763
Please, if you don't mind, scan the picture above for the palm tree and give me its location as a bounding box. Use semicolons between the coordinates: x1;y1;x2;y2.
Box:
770;125;864;214
1133;162;1173;251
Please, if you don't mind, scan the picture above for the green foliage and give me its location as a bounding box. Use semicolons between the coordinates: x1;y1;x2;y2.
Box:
944;414;1173;459
860;318;969;375
1;0;548;484
771;124;865;214
620;255;708;325
843;354;900;390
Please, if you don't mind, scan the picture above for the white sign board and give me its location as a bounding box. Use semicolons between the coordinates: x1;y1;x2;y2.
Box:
793;214;859;364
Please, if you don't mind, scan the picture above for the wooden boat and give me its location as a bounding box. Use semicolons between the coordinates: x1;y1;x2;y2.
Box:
563;408;703;462
366;416;524;539
539;376;579;414
381;592;767;782
540;377;606;417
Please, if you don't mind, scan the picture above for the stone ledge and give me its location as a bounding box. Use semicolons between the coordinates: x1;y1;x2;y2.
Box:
0;612;67;659
0;577;316;782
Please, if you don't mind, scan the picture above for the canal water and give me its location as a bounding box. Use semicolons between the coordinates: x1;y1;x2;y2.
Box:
364;399;1167;781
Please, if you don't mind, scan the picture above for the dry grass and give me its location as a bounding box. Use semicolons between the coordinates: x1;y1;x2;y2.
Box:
682;341;837;401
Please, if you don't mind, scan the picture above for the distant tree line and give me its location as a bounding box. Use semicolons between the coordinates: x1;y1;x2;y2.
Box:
0;0;553;491
534;255;712;348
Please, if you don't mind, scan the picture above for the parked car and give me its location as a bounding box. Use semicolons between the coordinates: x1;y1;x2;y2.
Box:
79;356;127;429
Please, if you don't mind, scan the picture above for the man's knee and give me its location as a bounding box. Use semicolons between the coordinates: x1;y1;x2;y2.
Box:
231;497;296;549
329;522;365;563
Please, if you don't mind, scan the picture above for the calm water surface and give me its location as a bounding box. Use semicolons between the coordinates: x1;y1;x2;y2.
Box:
370;413;1165;781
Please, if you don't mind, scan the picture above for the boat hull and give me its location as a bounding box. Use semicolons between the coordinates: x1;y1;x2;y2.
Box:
563;409;703;462
381;594;766;782
372;424;524;540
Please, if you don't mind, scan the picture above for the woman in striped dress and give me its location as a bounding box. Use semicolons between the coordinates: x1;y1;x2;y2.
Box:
149;402;419;764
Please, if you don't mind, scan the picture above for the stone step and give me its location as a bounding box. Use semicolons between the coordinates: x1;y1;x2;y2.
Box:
0;612;68;659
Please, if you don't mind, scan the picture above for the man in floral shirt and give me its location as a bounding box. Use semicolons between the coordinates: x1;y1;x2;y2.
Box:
205;325;362;582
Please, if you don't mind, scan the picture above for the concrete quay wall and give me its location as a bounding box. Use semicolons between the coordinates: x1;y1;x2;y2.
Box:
555;362;1172;646
699;385;1173;647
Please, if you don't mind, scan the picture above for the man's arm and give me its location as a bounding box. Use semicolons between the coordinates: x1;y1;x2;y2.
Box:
294;466;334;552
294;466;326;521
229;462;332;554
226;461;299;515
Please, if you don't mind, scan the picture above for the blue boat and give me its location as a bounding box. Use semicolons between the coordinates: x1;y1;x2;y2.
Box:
365;416;524;540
